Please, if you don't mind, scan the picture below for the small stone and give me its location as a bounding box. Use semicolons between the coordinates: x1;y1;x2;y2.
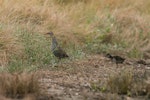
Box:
75;93;79;96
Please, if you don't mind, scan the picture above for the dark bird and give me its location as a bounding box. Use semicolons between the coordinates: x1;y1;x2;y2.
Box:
46;32;69;59
106;53;125;64
136;59;147;65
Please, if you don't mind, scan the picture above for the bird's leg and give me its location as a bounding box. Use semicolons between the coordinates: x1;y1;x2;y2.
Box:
51;58;59;67
53;57;60;66
57;58;62;65
52;60;57;67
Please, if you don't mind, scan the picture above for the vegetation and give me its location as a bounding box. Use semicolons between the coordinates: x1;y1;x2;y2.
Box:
0;72;41;99
107;69;148;96
0;0;150;69
91;69;150;98
0;0;150;99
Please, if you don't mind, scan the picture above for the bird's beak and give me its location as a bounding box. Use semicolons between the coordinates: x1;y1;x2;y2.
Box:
45;32;54;36
45;33;50;35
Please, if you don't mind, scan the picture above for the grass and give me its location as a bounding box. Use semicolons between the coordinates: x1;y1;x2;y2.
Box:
0;25;85;72
91;69;150;98
109;70;150;98
0;0;150;70
0;72;41;99
107;69;133;95
0;0;150;99
84;11;150;58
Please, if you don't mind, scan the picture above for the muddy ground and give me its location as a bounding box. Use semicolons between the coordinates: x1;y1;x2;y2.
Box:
38;55;150;100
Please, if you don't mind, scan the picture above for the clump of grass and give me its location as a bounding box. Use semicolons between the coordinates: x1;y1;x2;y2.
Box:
106;69;150;97
0;29;23;67
0;72;40;99
107;70;133;94
91;81;107;93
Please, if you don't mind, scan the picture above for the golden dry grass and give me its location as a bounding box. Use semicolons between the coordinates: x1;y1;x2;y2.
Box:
0;0;150;67
0;72;40;99
0;30;23;67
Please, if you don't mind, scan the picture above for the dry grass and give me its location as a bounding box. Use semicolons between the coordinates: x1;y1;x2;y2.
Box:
0;30;23;67
107;69;150;97
0;72;40;99
0;0;150;68
107;69;133;94
0;1;150;99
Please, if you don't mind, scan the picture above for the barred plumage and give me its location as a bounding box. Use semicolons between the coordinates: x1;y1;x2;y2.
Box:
46;32;69;59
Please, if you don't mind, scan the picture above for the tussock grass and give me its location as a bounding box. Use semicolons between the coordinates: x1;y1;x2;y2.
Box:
107;70;133;94
0;29;23;67
107;69;150;97
0;72;40;99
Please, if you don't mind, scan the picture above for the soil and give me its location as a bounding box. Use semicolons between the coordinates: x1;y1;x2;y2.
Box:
38;55;150;100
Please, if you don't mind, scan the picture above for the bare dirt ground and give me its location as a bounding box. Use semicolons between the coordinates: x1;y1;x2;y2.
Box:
39;55;150;100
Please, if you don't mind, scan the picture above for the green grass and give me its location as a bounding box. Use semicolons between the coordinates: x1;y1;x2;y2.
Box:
0;26;85;72
0;0;150;70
